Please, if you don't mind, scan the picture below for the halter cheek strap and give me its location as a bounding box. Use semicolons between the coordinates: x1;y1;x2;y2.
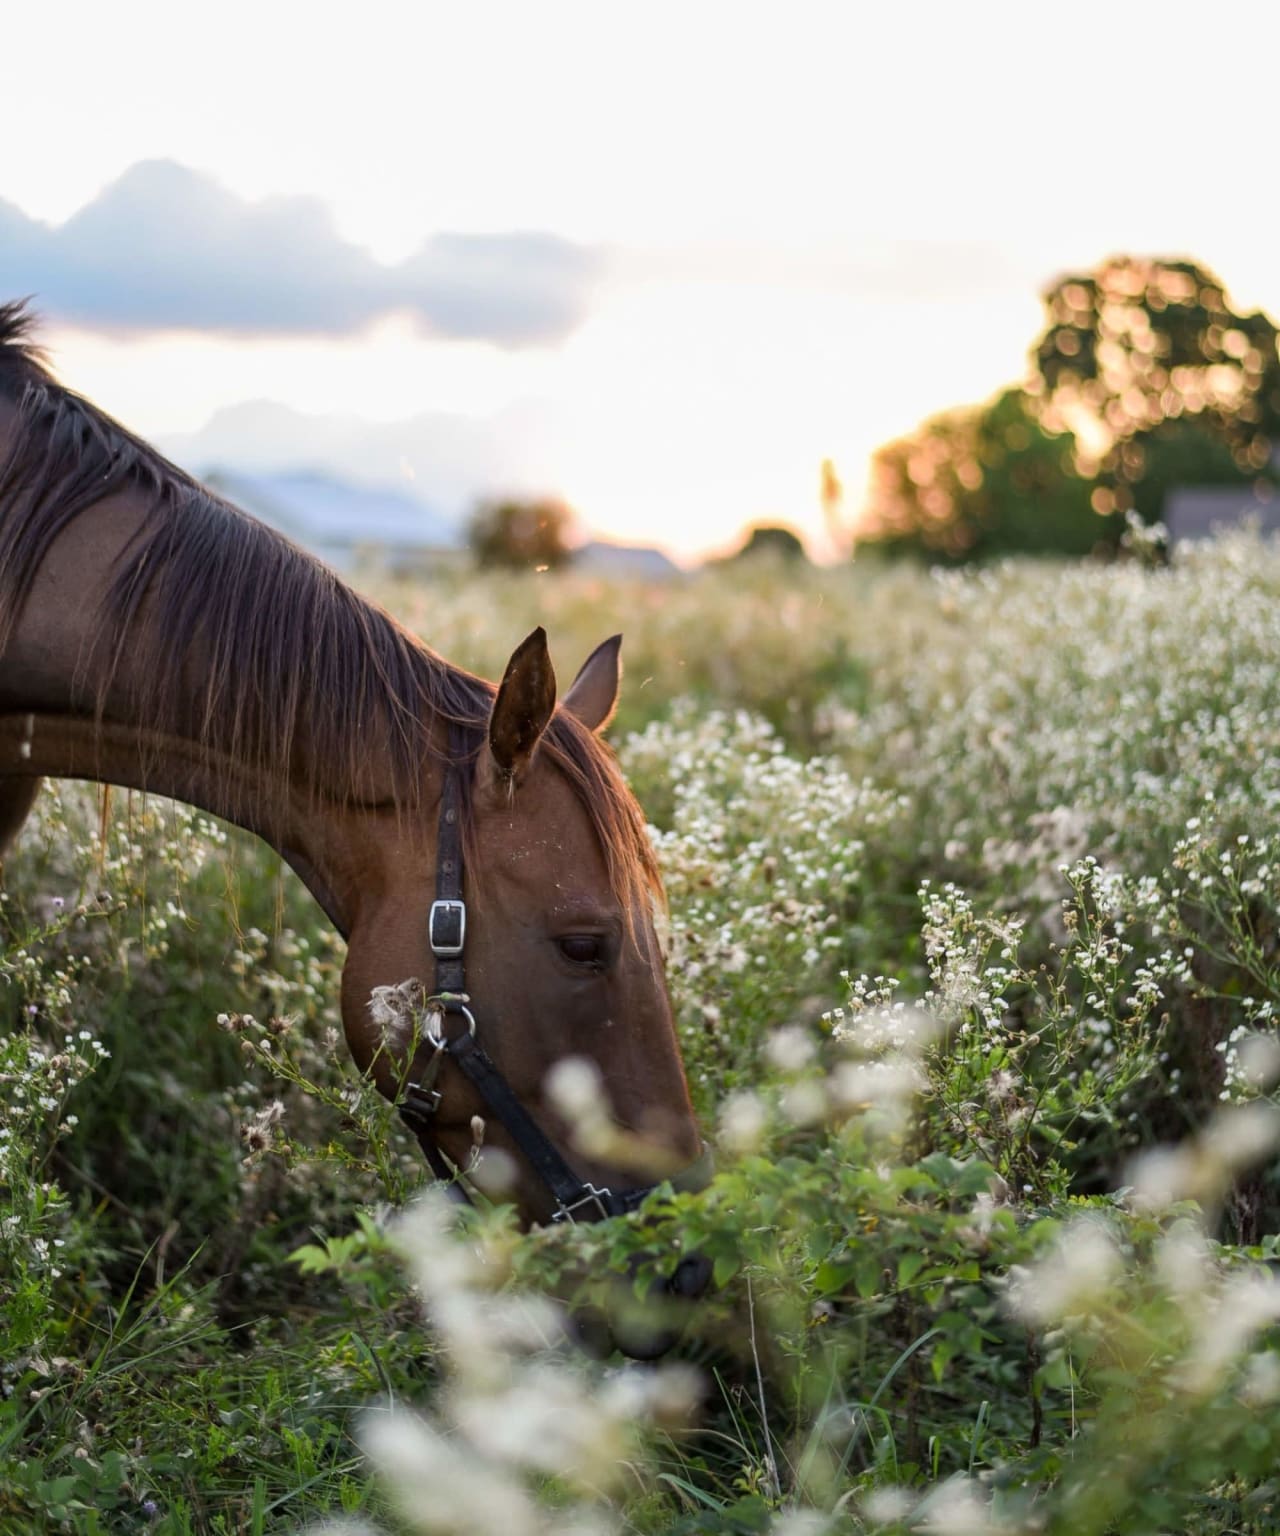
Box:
397;725;712;1223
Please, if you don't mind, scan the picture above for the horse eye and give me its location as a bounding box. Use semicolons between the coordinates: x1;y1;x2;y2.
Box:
558;934;604;968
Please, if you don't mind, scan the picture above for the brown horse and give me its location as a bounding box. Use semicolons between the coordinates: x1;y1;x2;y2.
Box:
0;300;703;1230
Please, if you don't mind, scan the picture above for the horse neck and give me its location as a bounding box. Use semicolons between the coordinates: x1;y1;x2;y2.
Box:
0;711;378;935
0;469;442;936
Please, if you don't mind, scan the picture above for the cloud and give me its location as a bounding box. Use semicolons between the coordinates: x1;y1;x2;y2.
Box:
0;160;601;347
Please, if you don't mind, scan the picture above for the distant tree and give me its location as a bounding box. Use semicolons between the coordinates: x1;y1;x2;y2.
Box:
1106;417;1264;527
732;523;808;562
468;497;573;570
860;257;1280;560
862;388;1108;562
1032;256;1280;519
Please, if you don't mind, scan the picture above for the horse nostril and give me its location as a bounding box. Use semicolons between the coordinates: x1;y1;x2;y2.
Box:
606;1251;712;1359
667;1252;712;1300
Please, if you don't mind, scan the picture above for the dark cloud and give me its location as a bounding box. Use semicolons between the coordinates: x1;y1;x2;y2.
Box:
0;160;601;347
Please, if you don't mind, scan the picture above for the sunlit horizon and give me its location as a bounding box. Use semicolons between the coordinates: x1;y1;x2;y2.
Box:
8;2;1280;563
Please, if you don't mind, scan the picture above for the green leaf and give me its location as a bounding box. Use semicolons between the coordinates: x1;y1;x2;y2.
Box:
289;1243;333;1275
897;1250;925;1288
713;1249;740;1289
814;1258;858;1295
854;1252;882;1298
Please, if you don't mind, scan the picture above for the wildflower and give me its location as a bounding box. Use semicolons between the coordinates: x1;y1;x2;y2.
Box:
368;979;428;1051
1235;1032;1280;1090
360;1407;539;1536
718;1090;767;1155
1154;1221;1213;1301
831;1058;922;1114
1005;1217;1121;1325
1239;1350;1280;1406
917;1475;998;1535
544;1055;614;1161
780;1079;828;1127
861;1485;915;1526
766;1025;815;1073
241;1099;284;1156
1178;1270;1280;1395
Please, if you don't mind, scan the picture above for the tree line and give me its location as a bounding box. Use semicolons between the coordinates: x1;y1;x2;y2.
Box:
861;255;1280;562
466;257;1280;569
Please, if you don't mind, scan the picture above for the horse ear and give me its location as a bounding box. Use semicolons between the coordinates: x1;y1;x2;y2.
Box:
562;634;622;733
488;627;557;783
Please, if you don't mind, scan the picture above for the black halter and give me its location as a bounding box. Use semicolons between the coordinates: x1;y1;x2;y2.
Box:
397;728;712;1223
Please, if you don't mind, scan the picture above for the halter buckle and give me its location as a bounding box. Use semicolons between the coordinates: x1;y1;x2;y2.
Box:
552;1183;616;1224
399;1080;443;1130
429;899;466;957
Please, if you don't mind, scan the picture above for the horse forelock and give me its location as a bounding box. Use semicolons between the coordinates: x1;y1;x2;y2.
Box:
543;710;665;923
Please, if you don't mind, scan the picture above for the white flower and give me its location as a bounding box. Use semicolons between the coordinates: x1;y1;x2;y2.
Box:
767;1026;816;1073
1005;1217;1121;1325
1178;1270;1280;1395
360;1407;539;1536
916;1475;1000;1535
718;1091;767;1155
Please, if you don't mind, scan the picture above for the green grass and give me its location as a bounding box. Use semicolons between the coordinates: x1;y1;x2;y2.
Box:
5;533;1280;1534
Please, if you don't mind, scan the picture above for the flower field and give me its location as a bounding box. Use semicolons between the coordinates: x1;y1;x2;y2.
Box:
5;529;1280;1534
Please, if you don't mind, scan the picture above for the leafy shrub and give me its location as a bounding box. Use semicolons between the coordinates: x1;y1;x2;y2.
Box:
467;497;573;571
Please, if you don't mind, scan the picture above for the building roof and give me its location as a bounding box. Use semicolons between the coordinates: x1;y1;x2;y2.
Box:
1162;484;1280;541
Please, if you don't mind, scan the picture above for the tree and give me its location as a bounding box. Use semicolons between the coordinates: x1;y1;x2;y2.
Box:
468;497;573;570
731;523;808;562
860;257;1280;560
862;388;1108;562
1032;256;1280;519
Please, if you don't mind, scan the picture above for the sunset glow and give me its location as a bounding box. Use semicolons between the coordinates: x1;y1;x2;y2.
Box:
8;2;1280;560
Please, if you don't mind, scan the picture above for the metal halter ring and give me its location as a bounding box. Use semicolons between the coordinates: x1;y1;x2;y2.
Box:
552;1183;616;1224
424;999;477;1051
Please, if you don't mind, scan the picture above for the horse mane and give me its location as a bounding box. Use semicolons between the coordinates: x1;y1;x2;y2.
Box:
0;299;660;907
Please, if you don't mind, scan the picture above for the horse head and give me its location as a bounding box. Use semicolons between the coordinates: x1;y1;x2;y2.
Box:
339;627;706;1230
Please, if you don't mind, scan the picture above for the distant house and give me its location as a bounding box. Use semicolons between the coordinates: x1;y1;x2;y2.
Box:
1162;483;1280;542
571;540;682;580
203;467;461;573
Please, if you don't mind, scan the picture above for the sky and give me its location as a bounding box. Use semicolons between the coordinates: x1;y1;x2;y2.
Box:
5;2;1279;561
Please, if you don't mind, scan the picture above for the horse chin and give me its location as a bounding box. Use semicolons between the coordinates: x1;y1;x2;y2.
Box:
572;1253;713;1361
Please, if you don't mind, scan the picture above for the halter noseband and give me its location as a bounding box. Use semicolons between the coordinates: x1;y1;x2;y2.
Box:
397;728;712;1223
